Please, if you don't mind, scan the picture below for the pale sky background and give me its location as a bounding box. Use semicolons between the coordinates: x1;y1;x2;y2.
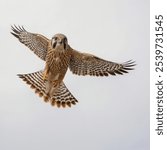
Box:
0;0;149;150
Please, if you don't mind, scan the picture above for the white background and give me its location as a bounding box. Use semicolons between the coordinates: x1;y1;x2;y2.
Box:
0;0;149;150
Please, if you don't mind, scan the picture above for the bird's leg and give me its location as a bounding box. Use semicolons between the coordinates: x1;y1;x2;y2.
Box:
43;70;48;81
52;73;64;88
43;65;49;81
52;80;59;88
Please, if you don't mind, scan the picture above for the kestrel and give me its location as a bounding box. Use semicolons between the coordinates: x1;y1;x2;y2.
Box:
11;25;135;108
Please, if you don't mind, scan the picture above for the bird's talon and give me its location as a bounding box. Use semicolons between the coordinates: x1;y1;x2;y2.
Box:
43;72;48;81
52;80;58;87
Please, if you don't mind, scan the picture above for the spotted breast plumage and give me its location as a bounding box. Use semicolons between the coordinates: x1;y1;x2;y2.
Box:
11;25;135;108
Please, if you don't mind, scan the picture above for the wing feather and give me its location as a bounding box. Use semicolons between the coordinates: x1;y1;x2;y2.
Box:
11;25;49;61
69;49;135;77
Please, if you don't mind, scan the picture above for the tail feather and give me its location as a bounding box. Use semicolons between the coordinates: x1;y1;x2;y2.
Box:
18;71;78;108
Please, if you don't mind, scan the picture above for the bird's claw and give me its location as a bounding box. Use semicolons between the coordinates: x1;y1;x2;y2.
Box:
52;80;59;87
43;71;48;81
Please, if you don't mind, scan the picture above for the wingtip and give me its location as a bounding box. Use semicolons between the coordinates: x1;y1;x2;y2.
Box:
11;24;26;34
123;60;136;65
122;60;136;71
11;31;19;38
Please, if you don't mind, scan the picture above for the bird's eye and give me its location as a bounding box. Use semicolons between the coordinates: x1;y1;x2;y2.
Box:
53;42;57;48
64;37;67;43
54;37;58;41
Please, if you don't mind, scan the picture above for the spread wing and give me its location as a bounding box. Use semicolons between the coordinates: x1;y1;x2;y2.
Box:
69;49;135;76
11;25;49;61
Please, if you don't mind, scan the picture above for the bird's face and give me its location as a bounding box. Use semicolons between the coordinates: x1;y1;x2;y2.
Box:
51;34;68;51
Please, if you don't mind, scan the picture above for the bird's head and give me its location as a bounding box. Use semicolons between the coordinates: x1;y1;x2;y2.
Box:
51;34;68;51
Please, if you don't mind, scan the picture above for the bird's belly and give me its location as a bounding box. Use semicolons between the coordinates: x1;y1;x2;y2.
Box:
45;66;68;97
48;62;67;82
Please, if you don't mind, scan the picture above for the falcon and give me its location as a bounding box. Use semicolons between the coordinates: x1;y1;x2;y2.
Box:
11;25;135;108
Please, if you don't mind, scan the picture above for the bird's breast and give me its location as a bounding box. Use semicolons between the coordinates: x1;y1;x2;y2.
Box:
46;50;70;75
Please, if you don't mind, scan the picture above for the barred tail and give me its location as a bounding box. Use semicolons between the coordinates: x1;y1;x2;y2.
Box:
18;71;78;108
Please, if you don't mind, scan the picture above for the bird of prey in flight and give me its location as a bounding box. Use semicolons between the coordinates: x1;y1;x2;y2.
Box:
11;25;135;108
